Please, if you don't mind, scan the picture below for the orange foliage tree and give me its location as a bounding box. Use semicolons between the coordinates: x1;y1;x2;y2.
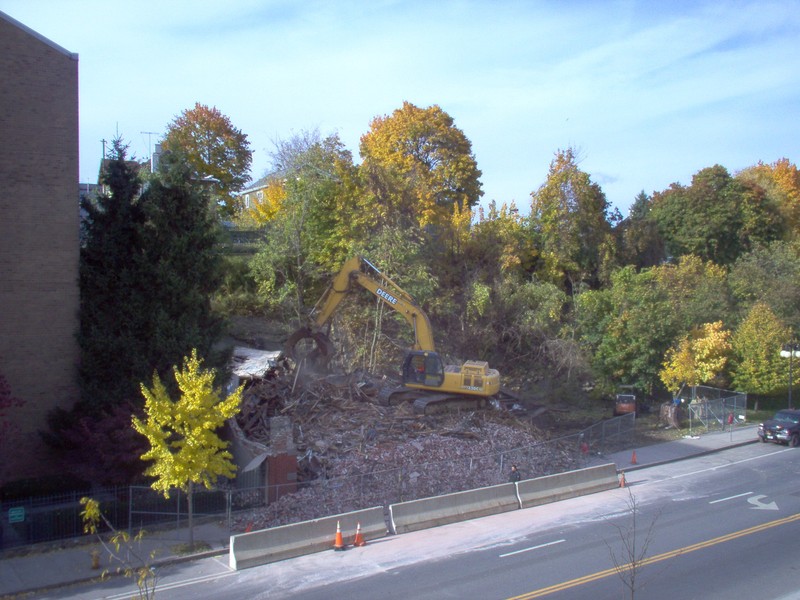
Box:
163;103;252;218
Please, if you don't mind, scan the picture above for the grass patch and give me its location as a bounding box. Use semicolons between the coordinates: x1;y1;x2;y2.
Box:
171;541;211;555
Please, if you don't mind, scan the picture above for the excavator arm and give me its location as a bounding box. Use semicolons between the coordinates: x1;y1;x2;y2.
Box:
308;256;435;351
285;256;501;412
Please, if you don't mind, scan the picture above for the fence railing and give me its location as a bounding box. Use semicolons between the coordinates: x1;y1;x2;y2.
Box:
675;385;748;433
0;413;636;550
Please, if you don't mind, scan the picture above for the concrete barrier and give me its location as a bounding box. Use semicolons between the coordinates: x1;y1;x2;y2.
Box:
390;482;518;534
517;463;618;509
229;506;387;570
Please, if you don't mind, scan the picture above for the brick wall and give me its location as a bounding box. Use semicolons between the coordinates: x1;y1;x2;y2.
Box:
0;12;80;482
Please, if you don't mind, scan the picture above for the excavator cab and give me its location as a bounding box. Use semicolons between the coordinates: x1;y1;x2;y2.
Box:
402;351;445;388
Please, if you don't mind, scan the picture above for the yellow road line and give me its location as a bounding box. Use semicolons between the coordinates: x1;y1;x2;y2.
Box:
507;512;800;599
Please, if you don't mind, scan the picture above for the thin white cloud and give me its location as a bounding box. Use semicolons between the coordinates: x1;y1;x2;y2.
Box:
2;0;798;212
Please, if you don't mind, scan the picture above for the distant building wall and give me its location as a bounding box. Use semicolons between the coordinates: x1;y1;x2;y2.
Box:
0;11;80;482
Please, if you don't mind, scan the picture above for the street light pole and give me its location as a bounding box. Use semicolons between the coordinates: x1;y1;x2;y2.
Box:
780;342;800;409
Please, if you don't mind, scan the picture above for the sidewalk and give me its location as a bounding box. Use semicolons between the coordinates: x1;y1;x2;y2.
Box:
0;520;231;598
0;424;760;598
591;423;759;471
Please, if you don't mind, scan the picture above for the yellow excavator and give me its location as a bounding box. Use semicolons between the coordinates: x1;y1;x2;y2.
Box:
285;256;502;413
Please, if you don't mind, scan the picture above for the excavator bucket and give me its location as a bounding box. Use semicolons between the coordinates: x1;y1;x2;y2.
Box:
284;327;335;370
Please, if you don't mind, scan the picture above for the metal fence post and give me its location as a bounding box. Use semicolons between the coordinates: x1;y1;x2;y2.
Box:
128;485;133;535
226;490;231;531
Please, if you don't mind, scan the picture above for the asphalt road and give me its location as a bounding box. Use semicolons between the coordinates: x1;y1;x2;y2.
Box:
44;442;800;600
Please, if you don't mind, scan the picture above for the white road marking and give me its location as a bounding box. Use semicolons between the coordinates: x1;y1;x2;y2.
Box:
748;494;779;510
636;447;793;485
709;492;753;504
101;570;237;599
500;539;565;558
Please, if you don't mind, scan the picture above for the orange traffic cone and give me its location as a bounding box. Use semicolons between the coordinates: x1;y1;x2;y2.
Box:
619;471;626;488
353;522;366;547
630;450;638;465
333;520;346;551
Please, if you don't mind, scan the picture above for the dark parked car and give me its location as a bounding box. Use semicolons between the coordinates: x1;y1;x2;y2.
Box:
758;409;800;446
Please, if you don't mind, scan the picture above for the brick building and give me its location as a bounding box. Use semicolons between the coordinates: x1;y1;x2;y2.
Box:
0;11;80;483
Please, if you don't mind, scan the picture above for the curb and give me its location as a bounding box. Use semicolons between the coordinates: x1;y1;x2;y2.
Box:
618;437;759;473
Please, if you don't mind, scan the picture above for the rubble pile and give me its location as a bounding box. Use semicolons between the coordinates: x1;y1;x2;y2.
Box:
233;369;581;530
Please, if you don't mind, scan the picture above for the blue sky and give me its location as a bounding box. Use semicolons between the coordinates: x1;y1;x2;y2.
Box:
3;0;798;214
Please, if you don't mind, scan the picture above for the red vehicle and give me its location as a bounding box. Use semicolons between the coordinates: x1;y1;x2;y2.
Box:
613;387;637;416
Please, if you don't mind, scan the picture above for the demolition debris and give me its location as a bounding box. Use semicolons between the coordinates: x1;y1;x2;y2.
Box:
231;350;582;530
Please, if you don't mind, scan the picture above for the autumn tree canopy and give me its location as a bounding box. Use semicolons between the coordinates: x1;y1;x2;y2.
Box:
163;103;252;218
731;302;790;397
359;102;483;230
659;321;732;393
738;158;800;239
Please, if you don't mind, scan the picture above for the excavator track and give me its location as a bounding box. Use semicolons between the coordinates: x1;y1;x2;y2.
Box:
379;385;489;414
412;393;487;415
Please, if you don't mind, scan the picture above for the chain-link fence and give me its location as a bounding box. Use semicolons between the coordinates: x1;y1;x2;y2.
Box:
675;385;748;433
0;486;129;550
0;413;636;550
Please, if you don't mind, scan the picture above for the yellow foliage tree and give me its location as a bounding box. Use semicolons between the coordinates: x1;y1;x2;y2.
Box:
359;101;483;231
448;200;473;256
659;322;732;393
731;302;790;406
248;177;286;225
132;349;242;550
80;497;158;599
472;200;530;275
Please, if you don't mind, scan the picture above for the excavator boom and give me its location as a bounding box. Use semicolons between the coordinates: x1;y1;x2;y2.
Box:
307;256;435;351
286;256;501;413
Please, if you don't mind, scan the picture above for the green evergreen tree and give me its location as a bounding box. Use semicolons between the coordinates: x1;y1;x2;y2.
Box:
616;191;665;269
135;150;224;377
78;139;147;407
78;140;223;409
